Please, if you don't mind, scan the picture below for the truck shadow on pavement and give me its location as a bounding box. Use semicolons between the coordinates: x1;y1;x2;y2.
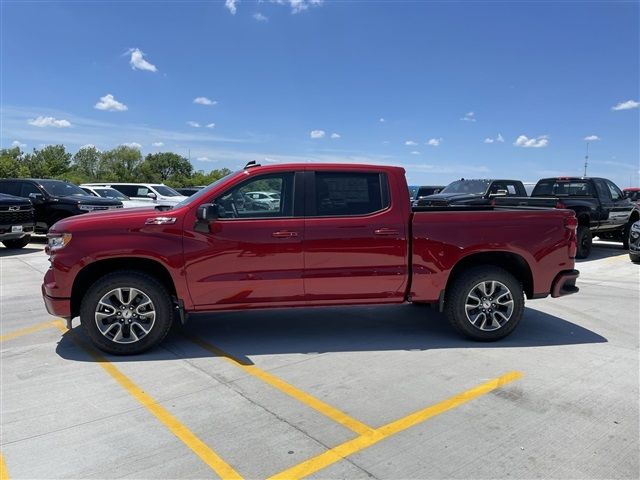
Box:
55;304;607;364
580;242;628;262
0;247;46;257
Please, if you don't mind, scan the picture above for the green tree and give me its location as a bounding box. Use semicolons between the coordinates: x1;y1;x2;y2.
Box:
71;145;101;180
22;145;71;178
97;146;143;182
140;152;193;183
189;168;232;187
0;147;30;178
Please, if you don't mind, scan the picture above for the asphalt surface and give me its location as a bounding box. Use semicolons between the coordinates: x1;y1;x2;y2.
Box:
1;238;638;479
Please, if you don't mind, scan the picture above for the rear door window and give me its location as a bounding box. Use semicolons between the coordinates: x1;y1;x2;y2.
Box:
311;172;389;217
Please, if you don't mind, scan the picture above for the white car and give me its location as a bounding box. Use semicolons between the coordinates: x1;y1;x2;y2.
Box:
83;183;187;206
80;186;153;209
244;191;280;210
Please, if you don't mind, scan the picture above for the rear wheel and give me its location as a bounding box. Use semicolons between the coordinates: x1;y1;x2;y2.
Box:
446;266;524;341
576;226;592;259
2;235;31;249
80;271;174;355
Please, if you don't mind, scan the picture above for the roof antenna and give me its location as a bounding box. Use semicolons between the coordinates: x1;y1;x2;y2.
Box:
244;160;260;169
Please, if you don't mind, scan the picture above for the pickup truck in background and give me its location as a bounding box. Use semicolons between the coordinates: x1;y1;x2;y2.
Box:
0;193;35;249
0;179;123;233
495;177;639;259
42;163;579;355
411;185;445;207
415;179;527;206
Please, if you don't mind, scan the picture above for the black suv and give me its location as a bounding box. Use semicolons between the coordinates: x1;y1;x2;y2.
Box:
0;193;35;249
0;179;123;233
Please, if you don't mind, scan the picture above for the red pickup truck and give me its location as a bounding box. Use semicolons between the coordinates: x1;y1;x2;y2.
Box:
42;163;579;354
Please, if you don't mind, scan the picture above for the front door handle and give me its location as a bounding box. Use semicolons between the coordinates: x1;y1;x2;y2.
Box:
374;228;400;236
272;230;298;238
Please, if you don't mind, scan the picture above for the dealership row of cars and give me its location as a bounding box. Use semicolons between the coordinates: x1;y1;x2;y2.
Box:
1;175;639;263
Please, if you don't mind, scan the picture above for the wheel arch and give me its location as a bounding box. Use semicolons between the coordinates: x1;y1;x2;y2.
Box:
71;257;177;318
444;251;534;302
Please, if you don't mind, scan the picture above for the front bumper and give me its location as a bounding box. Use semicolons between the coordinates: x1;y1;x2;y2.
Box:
41;284;71;319
551;269;580;298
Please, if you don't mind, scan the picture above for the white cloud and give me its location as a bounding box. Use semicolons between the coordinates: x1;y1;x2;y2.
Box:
28;116;72;128
11;140;26;148
410;151;420;155
404;140;418;146
197;156;209;161
514;135;549;148
271;0;323;14
584;135;601;141
611;99;639;111
193;97;217;106
121;142;142;149
426;137;442;147
330;133;341;139
253;12;268;21
225;0;237;14
187;121;201;128
95;94;128;112
152;142;164;147
206;123;216;129
128;48;157;72
379;117;385;123
484;133;504;144
310;129;326;139
79;144;97;150
461;111;476;122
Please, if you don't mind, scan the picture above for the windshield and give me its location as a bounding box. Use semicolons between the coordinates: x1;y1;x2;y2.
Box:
441;180;490;195
532;180;594;197
172;171;240;209
268;193;280;199
153;185;183;197
39;180;88;197
95;188;129;200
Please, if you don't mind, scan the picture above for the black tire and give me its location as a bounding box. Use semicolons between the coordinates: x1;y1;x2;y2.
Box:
80;271;174;355
445;266;524;341
630;253;640;264
2;235;31;249
622;221;634;249
576;226;592;259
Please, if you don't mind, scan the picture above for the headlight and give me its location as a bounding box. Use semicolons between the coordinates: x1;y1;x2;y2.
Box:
47;233;72;251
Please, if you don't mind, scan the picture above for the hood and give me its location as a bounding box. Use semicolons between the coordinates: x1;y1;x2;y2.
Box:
0;193;32;206
57;194;122;206
51;206;183;233
421;192;483;204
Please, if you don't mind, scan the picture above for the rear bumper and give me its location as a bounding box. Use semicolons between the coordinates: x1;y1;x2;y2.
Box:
551;269;580;298
42;284;72;319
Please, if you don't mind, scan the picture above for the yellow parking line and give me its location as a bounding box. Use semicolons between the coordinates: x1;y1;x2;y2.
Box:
186;335;375;436
0;320;58;342
0;453;9;480
53;321;243;480
267;371;524;480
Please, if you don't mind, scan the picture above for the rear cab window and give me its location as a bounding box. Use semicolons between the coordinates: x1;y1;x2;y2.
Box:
533;180;595;197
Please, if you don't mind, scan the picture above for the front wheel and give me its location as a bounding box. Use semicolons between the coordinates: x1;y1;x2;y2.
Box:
2;235;31;249
630;252;640;264
445;266;524;341
80;271;174;355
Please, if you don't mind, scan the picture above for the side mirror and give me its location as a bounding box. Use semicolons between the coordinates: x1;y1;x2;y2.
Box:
147;192;158;200
28;192;44;202
196;203;221;222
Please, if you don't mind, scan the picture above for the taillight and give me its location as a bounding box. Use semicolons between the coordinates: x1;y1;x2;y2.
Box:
564;215;578;231
564;215;578;258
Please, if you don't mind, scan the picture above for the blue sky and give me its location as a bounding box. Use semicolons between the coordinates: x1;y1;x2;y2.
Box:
1;1;639;187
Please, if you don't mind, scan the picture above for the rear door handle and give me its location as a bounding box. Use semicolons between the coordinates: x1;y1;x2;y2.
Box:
272;230;298;238
374;228;400;236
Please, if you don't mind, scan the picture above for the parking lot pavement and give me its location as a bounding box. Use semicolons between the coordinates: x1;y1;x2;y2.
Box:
1;239;638;479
